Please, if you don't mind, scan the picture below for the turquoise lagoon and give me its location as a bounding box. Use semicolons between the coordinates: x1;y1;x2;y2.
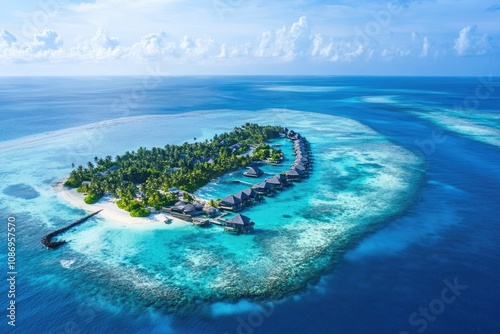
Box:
0;109;424;314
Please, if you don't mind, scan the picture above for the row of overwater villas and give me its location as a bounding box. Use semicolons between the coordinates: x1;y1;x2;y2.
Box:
164;128;312;235
163;200;254;234
219;128;313;212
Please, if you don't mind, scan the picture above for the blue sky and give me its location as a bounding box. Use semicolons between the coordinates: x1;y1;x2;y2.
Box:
0;0;499;75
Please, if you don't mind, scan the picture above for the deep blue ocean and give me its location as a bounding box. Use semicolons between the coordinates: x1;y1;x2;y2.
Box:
0;76;499;334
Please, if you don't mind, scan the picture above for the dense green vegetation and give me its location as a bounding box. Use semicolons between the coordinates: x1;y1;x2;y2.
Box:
83;193;103;204
64;123;283;216
253;144;284;162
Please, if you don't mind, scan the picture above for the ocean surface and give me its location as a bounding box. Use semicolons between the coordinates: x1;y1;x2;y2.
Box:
0;76;499;334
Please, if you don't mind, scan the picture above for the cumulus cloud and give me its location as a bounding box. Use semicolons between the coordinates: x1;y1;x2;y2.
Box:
71;28;123;60
454;25;493;56
310;33;368;62
256;16;311;61
218;42;252;59
178;35;217;58
129;31;176;59
30;29;63;52
3;16;495;69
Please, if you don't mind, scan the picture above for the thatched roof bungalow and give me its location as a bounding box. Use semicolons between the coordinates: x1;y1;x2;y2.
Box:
266;177;283;190
224;214;255;234
204;206;218;217
273;173;290;186
242;188;262;202
285;169;302;181
244;166;264;178
183;204;196;214
253;181;274;196
234;191;250;206
293;163;308;173
219;195;242;211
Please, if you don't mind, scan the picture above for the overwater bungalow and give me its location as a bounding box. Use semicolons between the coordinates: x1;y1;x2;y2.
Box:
244;166;264;178
265;177;283;190
285;129;297;139
242;188;262;202
253;181;275;196
234;191;251;207
293;163;308;174
224;214;255;234
219;195;242;211
294;144;310;154
295;157;309;167
285;169;302;182
273;173;291;187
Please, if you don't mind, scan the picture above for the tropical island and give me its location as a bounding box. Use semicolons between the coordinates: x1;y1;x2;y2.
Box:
64;123;286;218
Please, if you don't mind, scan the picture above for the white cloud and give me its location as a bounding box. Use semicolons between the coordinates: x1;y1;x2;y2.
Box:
71;29;123;60
310;33;368;62
421;36;429;57
218;42;252;59
1;15;497;72
30;29;63;52
178;35;216;59
256;16;311;61
129;31;176;59
454;25;493;56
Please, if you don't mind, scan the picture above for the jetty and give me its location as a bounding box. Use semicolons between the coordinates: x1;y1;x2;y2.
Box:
41;210;102;250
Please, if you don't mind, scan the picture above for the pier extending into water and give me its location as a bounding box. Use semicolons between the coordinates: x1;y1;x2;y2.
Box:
41;210;102;250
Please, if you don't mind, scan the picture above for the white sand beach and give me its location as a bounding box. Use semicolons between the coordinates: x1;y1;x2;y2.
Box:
55;182;187;230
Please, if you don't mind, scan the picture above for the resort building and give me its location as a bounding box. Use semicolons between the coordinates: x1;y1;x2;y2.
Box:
234;191;251;207
253;181;275;196
244;166;264;178
242;188;261;203
219;195;242;211
166;201;205;221
285;169;302;182
265;177;283;190
229;143;242;152
224;214;255;234
293;163;308;174
273;173;291;187
204;206;218;217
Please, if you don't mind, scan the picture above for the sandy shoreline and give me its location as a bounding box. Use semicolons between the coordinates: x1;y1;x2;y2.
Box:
55;182;188;230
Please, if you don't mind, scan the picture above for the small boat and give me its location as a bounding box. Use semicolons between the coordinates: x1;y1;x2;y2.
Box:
164;217;173;224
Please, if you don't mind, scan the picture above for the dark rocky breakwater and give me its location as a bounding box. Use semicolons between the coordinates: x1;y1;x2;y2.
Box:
41;210;102;250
